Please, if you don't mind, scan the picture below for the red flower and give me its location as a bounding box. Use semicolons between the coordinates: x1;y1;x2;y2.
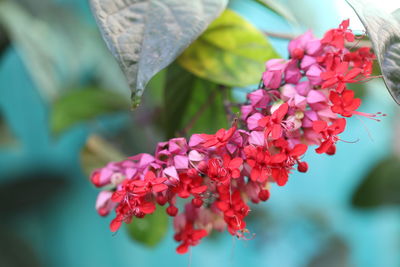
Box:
173;172;207;199
321;62;361;93
321;19;354;49
216;189;250;236
329;90;361;117
313;118;346;154
174;223;208;254
343;47;375;76
318;51;342;71
244;145;271;183
271;139;308;186
258;103;289;140
207;155;243;184
130;171;168;195
199;125;237;149
109;197;156;232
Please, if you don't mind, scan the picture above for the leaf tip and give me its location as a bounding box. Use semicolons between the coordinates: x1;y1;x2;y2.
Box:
131;92;142;109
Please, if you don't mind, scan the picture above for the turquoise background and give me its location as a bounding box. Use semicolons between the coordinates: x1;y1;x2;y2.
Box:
1;0;399;266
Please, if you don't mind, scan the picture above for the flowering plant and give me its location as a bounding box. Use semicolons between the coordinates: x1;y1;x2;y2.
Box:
91;20;383;254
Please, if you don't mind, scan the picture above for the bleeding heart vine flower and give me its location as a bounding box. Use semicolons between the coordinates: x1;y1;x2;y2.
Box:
90;20;383;254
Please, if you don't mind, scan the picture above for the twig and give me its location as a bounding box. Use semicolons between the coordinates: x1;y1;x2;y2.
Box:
221;85;238;123
263;30;296;40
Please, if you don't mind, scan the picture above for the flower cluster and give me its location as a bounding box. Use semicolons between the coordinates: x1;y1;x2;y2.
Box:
91;20;382;254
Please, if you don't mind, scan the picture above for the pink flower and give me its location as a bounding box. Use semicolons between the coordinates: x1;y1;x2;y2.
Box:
306;65;323;85
90;19;382;254
288;30;322;59
247;89;270;109
95;191;116;216
321;19;354;49
285;59;302;84
246;113;264;130
258;103;289;140
263;59;287;89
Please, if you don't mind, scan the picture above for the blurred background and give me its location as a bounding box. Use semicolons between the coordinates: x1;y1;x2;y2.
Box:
1;0;399;266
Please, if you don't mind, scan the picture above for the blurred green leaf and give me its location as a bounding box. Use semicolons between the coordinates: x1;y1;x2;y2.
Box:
0;1;62;99
80;135;126;176
255;0;297;23
0;228;41;267
372;60;382;76
0;113;19;148
308;237;350;267
347;82;367;99
0;1;130;101
352;156;400;208
90;0;228;108
0;171;68;216
163;64;229;138
178;9;279;87
126;206;168;247
164;64;198;138
50;88;129;134
184;83;229;135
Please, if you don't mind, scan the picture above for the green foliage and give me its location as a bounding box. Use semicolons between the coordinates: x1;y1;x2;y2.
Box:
0;1;62;99
0;0;129;102
80;135;126;176
347;83;367;99
0;170;68;216
352;156;400;208
0;229;41;267
90;0;228;108
308;237;350;267
347;0;400;105
178;9;279;87
50;88;129;134
163;64;228;138
0;113;18;148
126;206;169;247
163;64;198;138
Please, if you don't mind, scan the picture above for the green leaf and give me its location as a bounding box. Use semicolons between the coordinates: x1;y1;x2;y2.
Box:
351;156;400;208
90;0;228;108
0;170;69;216
178;9;280;87
308;237;350;267
0;229;41;267
163;64;229;138
184;82;229;135
255;0;298;23
126;206;168;247
80;135;126;176
346;0;400;105
0;113;19;148
163;64;197;138
50;88;129;134
0;1;62;99
347;82;367;99
0;1;130;101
